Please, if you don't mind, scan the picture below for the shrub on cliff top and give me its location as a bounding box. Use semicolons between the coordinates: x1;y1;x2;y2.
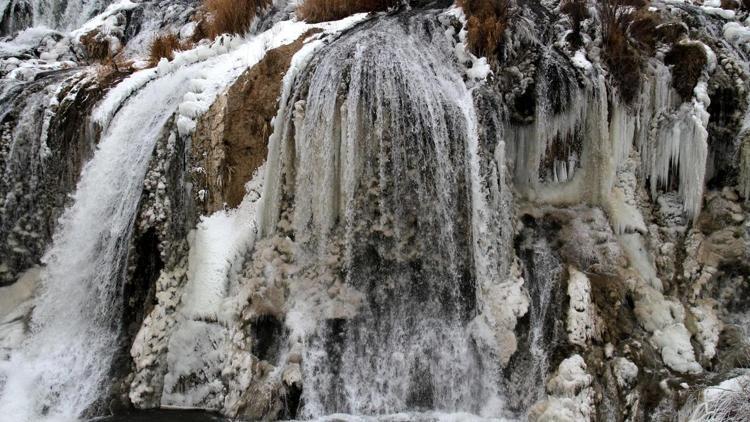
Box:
80;31;112;62
665;43;707;101
148;33;181;66
296;0;397;23
561;0;590;48
458;0;512;61
599;0;645;103
196;0;272;39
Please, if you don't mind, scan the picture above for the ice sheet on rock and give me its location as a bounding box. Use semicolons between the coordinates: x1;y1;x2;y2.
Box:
725;22;750;51
161;320;227;409
0;27;61;58
530;354;594;421
630;280;702;374
158;14;370;411
32;0;117;32
181;166;265;321
690;303;722;360
70;0;138;38
566;267;598;347
0;267;38;322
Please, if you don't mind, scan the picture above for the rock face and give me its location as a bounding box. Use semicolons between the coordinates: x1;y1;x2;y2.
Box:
192;29;321;212
1;1;750;422
0;69;125;286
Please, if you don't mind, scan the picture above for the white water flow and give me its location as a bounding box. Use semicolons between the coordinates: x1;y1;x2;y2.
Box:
32;0;114;32
0;56;217;422
260;15;506;418
0;17;362;419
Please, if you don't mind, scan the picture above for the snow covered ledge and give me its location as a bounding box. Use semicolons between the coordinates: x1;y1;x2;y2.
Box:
529;354;595;421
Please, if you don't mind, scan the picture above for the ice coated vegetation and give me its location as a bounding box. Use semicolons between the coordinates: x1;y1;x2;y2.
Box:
0;0;749;421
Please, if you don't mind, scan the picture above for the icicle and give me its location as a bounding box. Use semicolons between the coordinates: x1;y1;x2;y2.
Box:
638;55;710;220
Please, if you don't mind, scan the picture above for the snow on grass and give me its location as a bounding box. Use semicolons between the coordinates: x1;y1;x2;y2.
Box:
686;373;750;421
441;6;491;83
613;357;638;389
94;14;369;131
689;303;722;360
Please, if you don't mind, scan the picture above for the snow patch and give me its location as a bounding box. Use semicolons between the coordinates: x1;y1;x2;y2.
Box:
566;267;599;347
530;355;595;421
630;280;702;374
181;167;265;321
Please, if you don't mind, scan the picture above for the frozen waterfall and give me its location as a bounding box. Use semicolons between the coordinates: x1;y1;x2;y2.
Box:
258;14;513;418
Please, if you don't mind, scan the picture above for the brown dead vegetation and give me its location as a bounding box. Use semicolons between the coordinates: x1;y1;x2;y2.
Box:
80;31;112;62
627;7;661;53
665;42;707;101
148;33;181;66
296;0;397;24
94;54;135;83
654;21;687;45
721;0;740;10
561;0;589;48
200;0;271;38
458;0;512;61
599;0;645;103
193;29;322;211
149;0;269;66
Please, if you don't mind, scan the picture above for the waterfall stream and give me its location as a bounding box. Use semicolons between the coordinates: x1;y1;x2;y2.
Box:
258;14;508;418
0;31;279;417
0;64;189;422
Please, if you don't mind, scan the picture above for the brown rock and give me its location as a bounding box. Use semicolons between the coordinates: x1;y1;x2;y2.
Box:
192;29;322;212
696;229;746;267
698;195;742;233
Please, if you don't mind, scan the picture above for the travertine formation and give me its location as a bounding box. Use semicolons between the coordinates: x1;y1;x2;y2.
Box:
0;1;749;421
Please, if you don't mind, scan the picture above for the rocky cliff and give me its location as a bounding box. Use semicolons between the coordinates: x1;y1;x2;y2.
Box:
0;0;749;421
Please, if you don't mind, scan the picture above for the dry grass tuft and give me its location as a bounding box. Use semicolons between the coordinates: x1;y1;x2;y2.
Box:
628;7;661;53
200;0;272;38
561;0;590;48
599;0;645;103
654;21;687;44
148;33;181;66
296;0;397;24
721;0;740;10
80;31;113;62
459;0;512;61
94;54;135;82
687;376;750;421
664;42;707;100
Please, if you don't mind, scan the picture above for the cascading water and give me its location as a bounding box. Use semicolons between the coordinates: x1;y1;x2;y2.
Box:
258;13;509;418
0;0;115;33
0;29;280;416
503;222;565;413
0;66;192;421
2;1;750;421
